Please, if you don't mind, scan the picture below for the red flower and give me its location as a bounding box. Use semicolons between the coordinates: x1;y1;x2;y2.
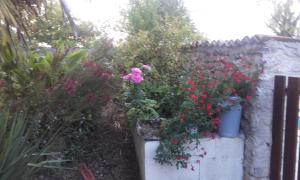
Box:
198;100;204;105
245;96;251;101
206;103;212;111
171;139;179;145
213;118;221;127
202;92;207;99
186;79;196;92
224;62;234;70
175;155;183;160
189;94;198;100
187;79;195;86
202;131;210;137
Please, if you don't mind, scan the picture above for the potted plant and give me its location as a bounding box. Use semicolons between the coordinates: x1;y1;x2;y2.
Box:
215;60;257;137
122;65;163;139
154;76;222;169
218;96;242;137
154;57;260;168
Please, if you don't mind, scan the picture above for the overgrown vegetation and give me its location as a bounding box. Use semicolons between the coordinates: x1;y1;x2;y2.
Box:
1;0;263;178
115;0;204;119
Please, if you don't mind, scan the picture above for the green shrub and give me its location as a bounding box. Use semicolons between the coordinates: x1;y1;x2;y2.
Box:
0;39;121;160
0;111;46;180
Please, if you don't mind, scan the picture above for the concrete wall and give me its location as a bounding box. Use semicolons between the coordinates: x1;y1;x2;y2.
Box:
184;36;300;179
133;133;244;180
244;40;300;180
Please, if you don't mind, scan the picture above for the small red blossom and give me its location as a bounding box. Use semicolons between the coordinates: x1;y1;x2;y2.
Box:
187;79;195;86
206;103;212;111
198;100;204;105
213;118;221;127
171;139;179;145
175;155;183;160
202;92;207;99
189;94;198;100
245;96;251;101
186;79;196;92
224;62;234;70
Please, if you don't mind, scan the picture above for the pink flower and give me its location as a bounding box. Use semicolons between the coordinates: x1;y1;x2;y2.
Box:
142;64;151;71
122;73;132;81
131;73;144;84
122;67;144;84
131;67;142;75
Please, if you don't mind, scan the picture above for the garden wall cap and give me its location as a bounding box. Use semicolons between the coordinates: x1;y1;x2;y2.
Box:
183;35;300;50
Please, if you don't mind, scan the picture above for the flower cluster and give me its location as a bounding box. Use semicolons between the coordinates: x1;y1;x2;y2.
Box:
122;65;159;126
155;56;261;169
122;64;151;85
63;79;80;96
122;67;144;84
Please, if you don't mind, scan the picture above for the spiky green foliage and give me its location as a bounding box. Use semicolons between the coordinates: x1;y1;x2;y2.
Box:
0;112;41;180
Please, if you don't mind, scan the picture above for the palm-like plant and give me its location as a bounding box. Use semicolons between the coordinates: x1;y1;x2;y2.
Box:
0;0;76;45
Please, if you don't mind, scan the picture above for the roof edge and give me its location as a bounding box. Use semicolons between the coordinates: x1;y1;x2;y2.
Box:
183;34;300;49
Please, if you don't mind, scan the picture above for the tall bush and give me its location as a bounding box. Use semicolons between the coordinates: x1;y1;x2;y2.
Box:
115;0;204;118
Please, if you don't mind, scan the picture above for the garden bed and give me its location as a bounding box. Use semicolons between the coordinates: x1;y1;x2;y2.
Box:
32;123;140;180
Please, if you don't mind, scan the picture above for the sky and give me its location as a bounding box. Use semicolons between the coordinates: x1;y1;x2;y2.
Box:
65;0;280;41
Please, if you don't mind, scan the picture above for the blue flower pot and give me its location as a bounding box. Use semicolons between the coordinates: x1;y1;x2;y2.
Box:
218;103;242;138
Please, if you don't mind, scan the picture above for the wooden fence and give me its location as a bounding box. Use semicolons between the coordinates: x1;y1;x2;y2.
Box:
270;75;300;180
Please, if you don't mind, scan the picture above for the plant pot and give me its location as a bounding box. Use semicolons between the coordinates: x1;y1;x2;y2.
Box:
218;97;242;138
136;118;162;140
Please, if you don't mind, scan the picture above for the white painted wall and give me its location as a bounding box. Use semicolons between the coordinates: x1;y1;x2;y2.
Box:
133;134;244;180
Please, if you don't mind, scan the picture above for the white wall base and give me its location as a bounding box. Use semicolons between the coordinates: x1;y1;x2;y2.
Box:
133;133;244;180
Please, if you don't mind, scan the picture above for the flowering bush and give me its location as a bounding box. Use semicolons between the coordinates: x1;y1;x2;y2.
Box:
122;65;159;127
0;43;120;158
155;57;261;169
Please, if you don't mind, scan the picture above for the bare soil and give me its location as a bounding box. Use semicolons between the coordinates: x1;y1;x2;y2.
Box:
32;103;140;180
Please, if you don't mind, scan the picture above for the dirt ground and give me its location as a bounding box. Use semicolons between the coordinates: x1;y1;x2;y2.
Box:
33;124;140;180
32;103;140;180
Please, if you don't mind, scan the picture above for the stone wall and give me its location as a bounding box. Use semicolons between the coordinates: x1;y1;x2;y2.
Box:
183;35;300;179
